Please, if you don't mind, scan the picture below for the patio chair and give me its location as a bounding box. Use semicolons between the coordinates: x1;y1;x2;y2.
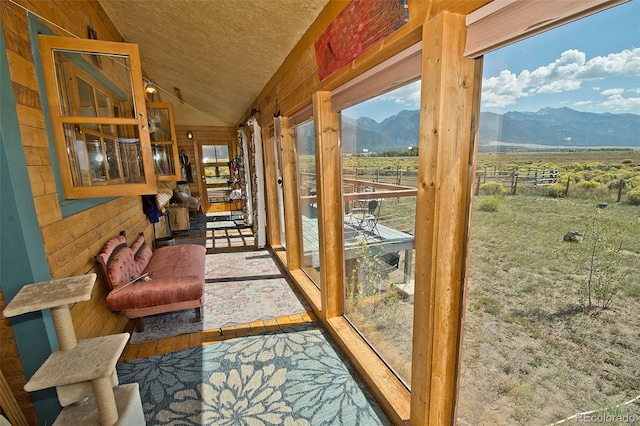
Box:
348;198;382;237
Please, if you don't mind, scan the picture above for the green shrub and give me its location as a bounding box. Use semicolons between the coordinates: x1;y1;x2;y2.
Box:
622;158;633;164
545;183;565;198
478;196;503;212
577;180;601;192
628;188;640;205
480;182;506;196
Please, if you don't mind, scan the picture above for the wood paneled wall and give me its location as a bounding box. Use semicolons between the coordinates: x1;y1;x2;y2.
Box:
1;0;151;420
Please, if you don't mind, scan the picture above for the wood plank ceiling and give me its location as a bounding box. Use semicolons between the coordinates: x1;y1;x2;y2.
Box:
99;0;330;127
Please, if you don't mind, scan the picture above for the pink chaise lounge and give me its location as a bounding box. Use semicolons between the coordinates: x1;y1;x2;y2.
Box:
96;231;205;331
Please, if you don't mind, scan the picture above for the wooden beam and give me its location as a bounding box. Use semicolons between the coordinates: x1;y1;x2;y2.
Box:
0;368;29;426
410;11;481;426
262;125;280;247
281;117;302;270
312;91;343;320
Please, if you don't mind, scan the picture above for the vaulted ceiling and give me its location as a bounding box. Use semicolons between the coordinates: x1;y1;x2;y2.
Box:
99;0;330;127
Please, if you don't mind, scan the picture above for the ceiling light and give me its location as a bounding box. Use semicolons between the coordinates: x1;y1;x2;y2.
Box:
187;130;193;140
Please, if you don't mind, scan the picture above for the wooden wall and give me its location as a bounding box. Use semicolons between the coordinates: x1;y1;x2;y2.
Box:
1;0;151;420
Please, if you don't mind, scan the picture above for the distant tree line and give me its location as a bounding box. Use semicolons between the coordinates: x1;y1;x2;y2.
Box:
353;147;419;157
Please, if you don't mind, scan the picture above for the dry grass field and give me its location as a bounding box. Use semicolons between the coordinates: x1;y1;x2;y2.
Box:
342;150;640;424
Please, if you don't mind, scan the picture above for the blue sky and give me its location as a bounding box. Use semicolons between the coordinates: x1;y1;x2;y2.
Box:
344;0;640;122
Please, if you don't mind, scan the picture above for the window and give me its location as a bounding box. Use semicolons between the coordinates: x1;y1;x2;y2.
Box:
147;102;180;181
200;142;232;209
294;120;321;287
38;35;155;199
339;81;419;387
458;2;640;424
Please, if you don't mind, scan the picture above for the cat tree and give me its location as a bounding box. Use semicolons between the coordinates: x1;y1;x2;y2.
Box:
2;274;144;425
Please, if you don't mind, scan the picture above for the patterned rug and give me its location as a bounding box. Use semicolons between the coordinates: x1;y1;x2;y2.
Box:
129;251;309;344
118;324;391;425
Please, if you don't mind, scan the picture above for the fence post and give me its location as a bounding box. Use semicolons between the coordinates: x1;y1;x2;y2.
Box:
617;179;624;203
476;174;481;196
564;176;571;196
512;173;519;195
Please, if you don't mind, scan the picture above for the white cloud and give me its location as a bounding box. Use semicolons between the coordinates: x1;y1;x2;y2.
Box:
573;100;592;106
598;88;640;110
575;48;640;79
482;47;640;109
601;88;625;96
599;95;640;110
379;80;421;108
481;69;528;107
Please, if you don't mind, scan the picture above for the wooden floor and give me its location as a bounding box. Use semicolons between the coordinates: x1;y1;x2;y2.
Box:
118;311;317;362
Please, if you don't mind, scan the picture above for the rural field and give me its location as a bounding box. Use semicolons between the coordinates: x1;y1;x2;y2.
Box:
341;150;640;424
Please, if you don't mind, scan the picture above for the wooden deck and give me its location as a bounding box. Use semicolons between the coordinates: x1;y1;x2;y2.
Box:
300;214;415;282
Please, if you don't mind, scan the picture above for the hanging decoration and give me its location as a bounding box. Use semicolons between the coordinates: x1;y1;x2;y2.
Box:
315;0;409;81
247;117;266;248
237;128;254;226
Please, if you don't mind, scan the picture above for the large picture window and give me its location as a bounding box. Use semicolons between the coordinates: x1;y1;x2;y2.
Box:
340;81;419;386
458;2;640;424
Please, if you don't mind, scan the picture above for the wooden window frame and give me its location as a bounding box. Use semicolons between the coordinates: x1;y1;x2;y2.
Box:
28;14;116;216
464;0;626;58
147;101;180;181
38;35;156;199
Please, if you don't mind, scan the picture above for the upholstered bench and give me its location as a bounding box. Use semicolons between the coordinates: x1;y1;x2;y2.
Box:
97;232;205;331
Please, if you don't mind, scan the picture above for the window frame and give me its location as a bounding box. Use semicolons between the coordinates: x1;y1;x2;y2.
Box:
38;34;156;199
147;101;180;181
28;14;115;215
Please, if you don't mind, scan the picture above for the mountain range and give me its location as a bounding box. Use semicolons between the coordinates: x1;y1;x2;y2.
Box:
342;107;639;153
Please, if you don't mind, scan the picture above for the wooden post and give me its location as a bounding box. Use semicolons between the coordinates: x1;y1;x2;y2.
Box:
512;174;519;195
617;179;624;203
313;91;343;320
0;368;29;426
564;176;571;196
262;126;281;247
475;174;481;196
411;11;481;426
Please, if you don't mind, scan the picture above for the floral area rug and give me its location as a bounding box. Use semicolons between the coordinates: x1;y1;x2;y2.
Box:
118;323;391;425
129;251;310;344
